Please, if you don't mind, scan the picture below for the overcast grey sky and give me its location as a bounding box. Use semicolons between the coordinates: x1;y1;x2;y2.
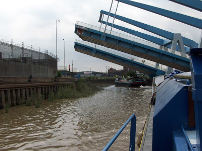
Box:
0;0;201;72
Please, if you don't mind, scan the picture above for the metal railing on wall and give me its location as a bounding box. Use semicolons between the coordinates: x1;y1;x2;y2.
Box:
0;39;56;62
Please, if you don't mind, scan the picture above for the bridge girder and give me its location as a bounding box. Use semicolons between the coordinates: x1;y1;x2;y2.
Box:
74;42;165;77
114;0;202;29
100;10;198;48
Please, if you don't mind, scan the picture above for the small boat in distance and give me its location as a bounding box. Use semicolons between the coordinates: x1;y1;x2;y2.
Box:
131;77;146;87
115;78;132;87
115;77;146;87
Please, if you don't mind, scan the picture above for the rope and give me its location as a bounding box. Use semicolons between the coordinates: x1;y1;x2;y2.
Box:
99;14;104;32
138;105;152;151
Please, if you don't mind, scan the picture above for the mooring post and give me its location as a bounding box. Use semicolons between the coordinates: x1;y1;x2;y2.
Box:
50;86;53;93
44;87;46;99
16;89;21;105
52;86;54;92
22;89;26;103
40;87;42;98
1;90;6;109
37;87;40;97
40;87;43;97
26;88;29;100
42;87;45;99
33;87;36;97
7;90;11;106
30;88;32;98
52;86;55;96
54;86;56;94
43;87;46;99
46;86;49;99
49;86;51;94
12;89;16;106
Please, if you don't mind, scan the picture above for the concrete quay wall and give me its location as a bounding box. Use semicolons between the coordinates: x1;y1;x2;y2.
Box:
0;59;57;79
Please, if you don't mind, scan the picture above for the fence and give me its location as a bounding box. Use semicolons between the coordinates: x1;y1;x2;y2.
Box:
0;40;56;61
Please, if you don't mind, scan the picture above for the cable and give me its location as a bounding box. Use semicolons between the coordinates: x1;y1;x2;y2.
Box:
103;0;114;34
110;0;120;34
99;14;104;32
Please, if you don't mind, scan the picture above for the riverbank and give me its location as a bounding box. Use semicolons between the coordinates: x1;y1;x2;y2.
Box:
1;79;112;113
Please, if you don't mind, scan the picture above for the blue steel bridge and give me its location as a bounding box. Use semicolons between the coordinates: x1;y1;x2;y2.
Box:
74;41;166;78
75;22;190;72
74;0;202;78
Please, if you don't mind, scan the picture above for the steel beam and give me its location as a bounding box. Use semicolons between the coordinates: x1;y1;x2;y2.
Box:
101;17;190;52
74;42;165;77
100;10;198;48
114;0;202;29
169;0;202;12
100;20;165;46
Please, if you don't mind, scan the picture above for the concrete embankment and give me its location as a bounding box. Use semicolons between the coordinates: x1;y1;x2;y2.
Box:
0;59;56;79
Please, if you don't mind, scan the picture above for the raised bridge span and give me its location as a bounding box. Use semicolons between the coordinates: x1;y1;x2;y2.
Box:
74;41;166;78
75;22;190;72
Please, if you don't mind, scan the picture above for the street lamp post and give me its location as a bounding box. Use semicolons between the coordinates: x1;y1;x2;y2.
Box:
63;39;66;70
56;19;60;61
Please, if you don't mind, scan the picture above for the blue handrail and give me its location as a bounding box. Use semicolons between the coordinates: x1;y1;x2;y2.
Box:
102;114;136;151
181;127;194;151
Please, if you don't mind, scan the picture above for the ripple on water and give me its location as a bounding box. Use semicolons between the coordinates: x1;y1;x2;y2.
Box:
0;85;151;151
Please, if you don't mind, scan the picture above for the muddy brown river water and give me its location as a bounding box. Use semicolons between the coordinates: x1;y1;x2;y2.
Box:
0;85;151;151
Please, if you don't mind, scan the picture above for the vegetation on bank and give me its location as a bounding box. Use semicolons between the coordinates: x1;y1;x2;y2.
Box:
79;76;115;81
21;80;101;110
50;80;101;100
3;79;111;113
25;93;43;108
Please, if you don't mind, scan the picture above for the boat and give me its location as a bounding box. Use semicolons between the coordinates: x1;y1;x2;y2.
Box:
115;78;132;87
115;77;146;87
130;77;146;87
104;50;202;151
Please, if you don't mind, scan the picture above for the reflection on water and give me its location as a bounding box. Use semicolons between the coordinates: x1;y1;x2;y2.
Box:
0;85;151;151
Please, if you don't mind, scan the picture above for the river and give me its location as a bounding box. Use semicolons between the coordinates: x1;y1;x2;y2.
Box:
0;85;151;151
